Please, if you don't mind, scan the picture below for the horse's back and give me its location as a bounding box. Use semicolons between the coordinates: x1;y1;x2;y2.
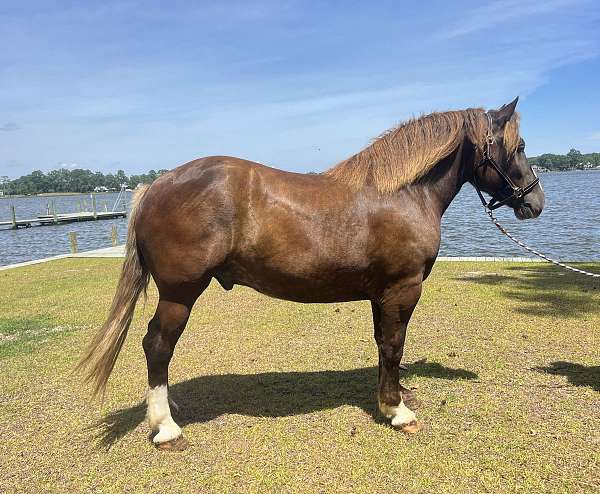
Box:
148;155;355;219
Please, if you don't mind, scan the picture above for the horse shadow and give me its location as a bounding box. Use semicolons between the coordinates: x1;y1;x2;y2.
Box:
454;264;600;318
533;361;600;392
91;361;477;448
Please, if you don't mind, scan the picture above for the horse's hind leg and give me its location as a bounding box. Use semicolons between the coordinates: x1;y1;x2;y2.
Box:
142;280;208;450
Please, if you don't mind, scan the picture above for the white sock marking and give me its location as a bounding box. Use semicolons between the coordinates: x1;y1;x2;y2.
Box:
146;385;182;443
379;399;417;426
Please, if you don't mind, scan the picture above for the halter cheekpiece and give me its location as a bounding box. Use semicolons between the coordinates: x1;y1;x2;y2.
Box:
473;112;540;210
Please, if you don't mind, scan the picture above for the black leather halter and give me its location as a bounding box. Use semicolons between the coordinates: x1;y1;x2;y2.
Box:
473;113;540;210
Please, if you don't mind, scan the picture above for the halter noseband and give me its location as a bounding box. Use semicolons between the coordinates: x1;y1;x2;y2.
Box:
473;112;540;210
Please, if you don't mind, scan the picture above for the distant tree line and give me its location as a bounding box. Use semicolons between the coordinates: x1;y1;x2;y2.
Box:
0;168;169;195
1;148;599;195
528;148;600;171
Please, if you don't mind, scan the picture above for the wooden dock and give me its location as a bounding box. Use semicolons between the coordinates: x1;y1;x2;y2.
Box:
0;210;127;229
2;189;129;230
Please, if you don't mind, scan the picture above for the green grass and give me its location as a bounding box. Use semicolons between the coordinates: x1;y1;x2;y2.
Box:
0;259;599;493
0;315;62;357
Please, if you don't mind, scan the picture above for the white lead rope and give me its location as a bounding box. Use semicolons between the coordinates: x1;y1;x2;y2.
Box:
484;207;600;278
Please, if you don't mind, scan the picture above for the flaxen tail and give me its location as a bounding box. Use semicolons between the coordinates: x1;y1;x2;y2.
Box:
76;184;151;398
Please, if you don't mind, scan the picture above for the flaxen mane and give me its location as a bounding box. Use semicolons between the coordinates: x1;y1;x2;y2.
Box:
325;108;521;193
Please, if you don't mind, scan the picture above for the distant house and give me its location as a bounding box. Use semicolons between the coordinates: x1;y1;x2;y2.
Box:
582;161;600;170
93;186;109;192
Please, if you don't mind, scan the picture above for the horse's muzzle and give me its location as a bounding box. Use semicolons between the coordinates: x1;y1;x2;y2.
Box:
513;188;544;220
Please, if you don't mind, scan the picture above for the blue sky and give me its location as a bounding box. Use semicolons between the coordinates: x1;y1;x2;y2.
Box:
1;0;599;178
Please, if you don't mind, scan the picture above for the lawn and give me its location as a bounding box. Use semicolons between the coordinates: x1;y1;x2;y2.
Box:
0;259;598;493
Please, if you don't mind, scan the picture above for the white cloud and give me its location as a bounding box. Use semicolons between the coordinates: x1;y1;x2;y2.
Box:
438;0;586;40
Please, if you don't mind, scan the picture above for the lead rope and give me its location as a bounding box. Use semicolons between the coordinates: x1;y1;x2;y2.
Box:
483;206;600;278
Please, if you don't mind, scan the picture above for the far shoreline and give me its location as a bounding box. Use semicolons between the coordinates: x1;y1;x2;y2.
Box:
1;168;598;199
0;190;131;199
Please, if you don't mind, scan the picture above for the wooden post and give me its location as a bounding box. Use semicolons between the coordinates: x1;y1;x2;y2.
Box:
68;232;78;253
104;203;108;212
10;204;17;229
51;201;58;224
46;203;50;216
92;194;97;219
111;225;118;246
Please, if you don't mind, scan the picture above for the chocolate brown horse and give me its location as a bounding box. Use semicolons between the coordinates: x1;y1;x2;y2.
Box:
78;98;544;449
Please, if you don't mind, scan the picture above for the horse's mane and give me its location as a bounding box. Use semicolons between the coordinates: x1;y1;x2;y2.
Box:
325;108;521;193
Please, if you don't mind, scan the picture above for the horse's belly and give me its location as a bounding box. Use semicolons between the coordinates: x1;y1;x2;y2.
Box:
220;262;367;303
240;280;366;303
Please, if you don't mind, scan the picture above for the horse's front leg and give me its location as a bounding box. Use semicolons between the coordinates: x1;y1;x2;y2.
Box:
373;282;423;432
371;300;419;410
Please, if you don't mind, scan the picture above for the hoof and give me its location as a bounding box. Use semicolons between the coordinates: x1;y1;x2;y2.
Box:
400;389;421;410
154;435;189;452
396;420;423;434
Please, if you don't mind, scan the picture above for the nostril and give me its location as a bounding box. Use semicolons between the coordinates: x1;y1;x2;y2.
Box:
524;202;542;218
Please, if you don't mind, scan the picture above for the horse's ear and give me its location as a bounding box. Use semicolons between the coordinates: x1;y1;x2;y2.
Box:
490;96;519;128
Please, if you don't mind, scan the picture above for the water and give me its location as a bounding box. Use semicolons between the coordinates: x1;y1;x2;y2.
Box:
440;170;600;261
0;171;598;266
0;191;131;266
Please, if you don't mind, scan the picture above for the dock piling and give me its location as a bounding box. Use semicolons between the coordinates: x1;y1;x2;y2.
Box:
92;194;97;219
10;205;17;229
51;201;58;224
111;225;118;246
68;232;78;253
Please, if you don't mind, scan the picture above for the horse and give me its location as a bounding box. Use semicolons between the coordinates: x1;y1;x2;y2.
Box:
77;97;544;450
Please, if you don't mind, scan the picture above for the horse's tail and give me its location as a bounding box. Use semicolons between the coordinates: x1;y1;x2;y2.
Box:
76;184;151;399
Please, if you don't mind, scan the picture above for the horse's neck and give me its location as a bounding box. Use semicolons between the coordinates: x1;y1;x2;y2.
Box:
417;138;472;216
